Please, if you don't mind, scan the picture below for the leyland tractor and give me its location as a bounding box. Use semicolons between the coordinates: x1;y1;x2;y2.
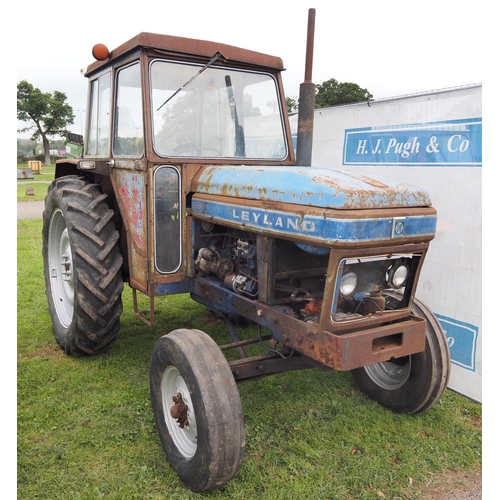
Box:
42;13;450;492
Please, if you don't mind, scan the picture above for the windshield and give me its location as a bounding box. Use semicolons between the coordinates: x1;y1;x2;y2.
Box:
150;59;287;160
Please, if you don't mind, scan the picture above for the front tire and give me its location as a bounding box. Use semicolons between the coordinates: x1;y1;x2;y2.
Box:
352;294;451;414
150;329;245;491
42;175;124;355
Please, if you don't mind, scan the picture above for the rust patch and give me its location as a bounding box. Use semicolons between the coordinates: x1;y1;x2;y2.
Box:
170;392;190;428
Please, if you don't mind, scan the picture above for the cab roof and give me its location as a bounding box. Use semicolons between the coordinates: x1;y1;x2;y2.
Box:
85;32;285;76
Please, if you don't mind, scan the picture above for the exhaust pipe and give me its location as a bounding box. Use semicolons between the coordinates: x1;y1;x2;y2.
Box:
295;8;316;167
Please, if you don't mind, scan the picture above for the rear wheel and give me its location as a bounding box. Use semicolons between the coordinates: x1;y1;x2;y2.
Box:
150;329;245;491
42;175;124;355
352;294;450;414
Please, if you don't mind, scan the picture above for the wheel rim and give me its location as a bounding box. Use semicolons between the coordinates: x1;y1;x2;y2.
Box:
48;209;75;328
161;366;198;458
364;357;411;390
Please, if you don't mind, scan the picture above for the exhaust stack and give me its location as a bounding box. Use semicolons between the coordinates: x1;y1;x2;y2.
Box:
295;8;316;167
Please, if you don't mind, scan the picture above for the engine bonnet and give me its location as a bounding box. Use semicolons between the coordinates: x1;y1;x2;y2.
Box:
191;165;432;210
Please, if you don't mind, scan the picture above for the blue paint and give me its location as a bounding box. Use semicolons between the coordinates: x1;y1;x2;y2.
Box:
193;165;432;210
436;314;479;371
294;243;330;255
191;198;436;243
155;280;192;296
343;118;482;166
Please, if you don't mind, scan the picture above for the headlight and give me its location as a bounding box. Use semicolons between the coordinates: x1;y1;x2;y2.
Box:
387;262;409;288
340;271;357;297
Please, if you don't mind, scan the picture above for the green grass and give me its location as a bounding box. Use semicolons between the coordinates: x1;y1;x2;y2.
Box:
17;219;482;499
17;165;55;201
17;181;51;201
17;164;55;179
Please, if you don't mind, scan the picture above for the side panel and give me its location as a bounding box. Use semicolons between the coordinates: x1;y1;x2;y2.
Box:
296;85;482;402
111;169;149;293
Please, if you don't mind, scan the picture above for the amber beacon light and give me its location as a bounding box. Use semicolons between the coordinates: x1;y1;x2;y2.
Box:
92;43;109;61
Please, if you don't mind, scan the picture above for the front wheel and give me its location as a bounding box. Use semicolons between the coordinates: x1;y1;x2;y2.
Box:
351;294;450;414
150;329;245;491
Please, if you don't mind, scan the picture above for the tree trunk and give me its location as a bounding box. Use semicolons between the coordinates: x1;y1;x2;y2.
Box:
43;136;51;167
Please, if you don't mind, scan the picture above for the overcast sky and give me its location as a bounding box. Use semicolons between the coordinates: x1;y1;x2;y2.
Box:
15;0;486;138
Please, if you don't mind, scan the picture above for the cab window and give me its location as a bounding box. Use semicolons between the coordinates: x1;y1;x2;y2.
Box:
154;166;181;273
113;62;144;157
87;72;111;156
150;60;287;160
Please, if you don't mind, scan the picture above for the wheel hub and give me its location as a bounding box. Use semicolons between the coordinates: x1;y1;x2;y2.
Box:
161;365;198;458
61;252;72;281
48;209;75;328
170;392;190;428
364;357;411;390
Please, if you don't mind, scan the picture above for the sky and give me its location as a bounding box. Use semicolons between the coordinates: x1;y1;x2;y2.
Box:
14;0;487;138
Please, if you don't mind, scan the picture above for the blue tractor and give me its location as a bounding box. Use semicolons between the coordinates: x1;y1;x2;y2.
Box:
43;21;450;491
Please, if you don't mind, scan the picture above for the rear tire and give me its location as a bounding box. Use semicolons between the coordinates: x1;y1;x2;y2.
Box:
42;175;124;355
351;294;450;414
150;329;245;491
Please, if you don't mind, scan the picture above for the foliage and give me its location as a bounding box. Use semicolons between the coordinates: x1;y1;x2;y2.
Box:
17;80;74;167
286;96;298;113
315;78;373;108
17;138;38;159
17;218;481;499
286;78;373;113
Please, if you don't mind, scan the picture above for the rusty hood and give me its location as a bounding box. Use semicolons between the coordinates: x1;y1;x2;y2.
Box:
191;166;432;210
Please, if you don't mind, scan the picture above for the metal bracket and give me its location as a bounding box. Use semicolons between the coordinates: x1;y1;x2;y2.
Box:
132;287;155;326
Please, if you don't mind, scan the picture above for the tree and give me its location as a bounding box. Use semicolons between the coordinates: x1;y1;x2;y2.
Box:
286;78;372;114
314;78;373;108
285;96;298;113
17;80;74;167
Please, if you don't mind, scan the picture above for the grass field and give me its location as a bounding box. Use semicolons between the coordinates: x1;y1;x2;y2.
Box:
16;217;481;499
16;164;55;201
